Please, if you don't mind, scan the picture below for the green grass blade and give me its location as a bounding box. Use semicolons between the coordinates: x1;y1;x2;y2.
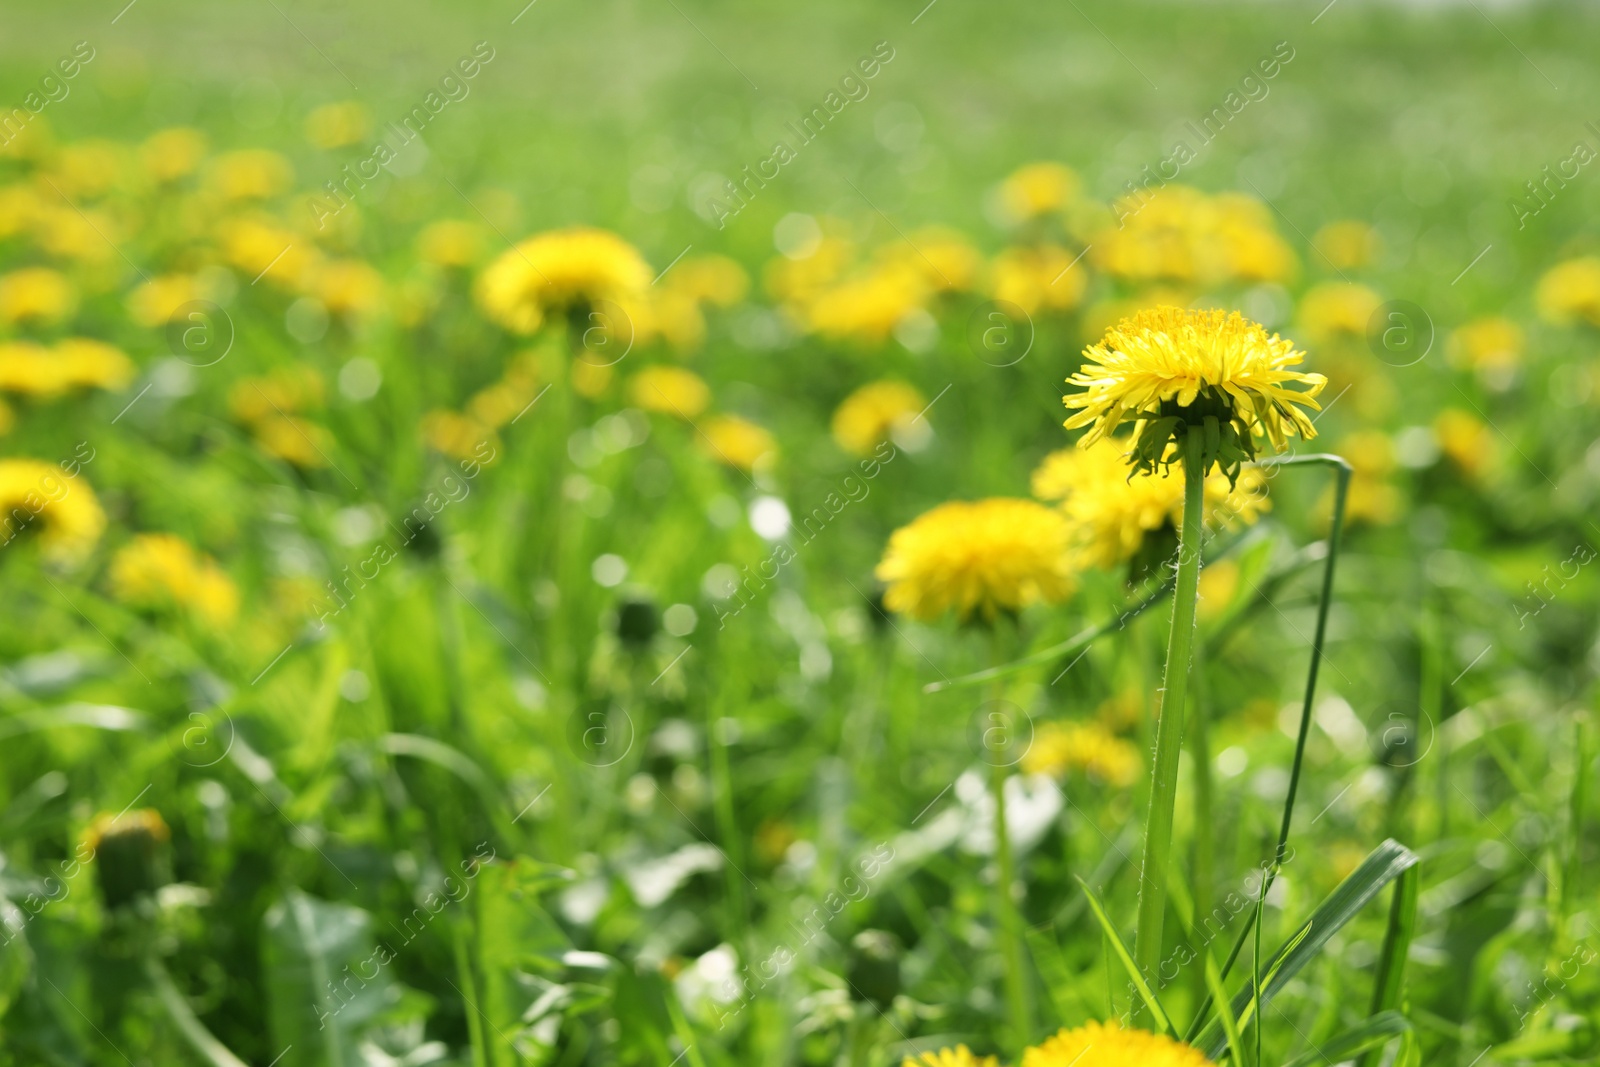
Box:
1277;1011;1411;1067
1194;839;1419;1059
1074;877;1177;1038
1360;864;1418;1067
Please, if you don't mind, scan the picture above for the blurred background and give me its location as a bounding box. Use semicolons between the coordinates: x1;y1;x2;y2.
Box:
1;1;1598;1065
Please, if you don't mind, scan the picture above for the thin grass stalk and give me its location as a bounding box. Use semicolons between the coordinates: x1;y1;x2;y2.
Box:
1133;423;1207;988
1192;455;1351;1024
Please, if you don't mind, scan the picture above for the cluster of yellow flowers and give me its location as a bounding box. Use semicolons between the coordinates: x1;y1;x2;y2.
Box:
908;1021;1213;1067
109;533;239;626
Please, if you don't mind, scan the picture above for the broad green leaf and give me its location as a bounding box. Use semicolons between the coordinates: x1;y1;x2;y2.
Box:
262;889;397;1067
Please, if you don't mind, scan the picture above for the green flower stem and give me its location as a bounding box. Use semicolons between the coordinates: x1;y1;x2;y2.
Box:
991;759;1031;1049
1133;423;1206;988
989;633;1032;1052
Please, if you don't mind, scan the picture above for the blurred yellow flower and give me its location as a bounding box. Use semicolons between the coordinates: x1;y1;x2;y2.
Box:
417;219;485;269
904;1047;998;1067
228;367;324;425
32;204;118;265
221;217;318;287
1537;257;1600;326
0;184;40;240
1435;408;1494;479
629;365;711;419
477;226;651;334
0;267;77;325
209;149;294;201
1313;219;1382;271
999;162;1080;222
48;140;128;200
312;259;385;317
423;409;498;462
991;244;1088;314
831;379;924;455
305;101;372;149
1330;430;1400;526
636;290;706;352
876;499;1076;623
1296;281;1382;342
55;338;135;391
141;127;208;183
0;458;104;561
1197;557;1241;620
467;375;542;429
1032;437;1269;570
664;254;749;306
126;274;202;328
878;227;981;292
1022;1022;1211;1067
1022;721;1140;786
700;414;776;472
1065;307;1325;476
765;232;855;304
1448;316;1523;375
252;415;334;469
110;533;239;625
1094;186;1292;287
804;264;928;343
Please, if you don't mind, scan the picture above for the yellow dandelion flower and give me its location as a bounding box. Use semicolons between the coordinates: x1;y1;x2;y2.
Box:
55;338;135;391
252;415;333;469
876;499;1077;623
221;217;318;288
305;100;371;150
110;533;239;625
701;415;776;472
1435;408;1494;479
1327;430;1399;526
86;808;170;852
1295;281;1382;343
0;342;65;397
1448;316;1523;375
0;458;105;561
804;264;929;343
831;379;924;456
991;245;1089;314
878;227;981;293
664;254;749;306
417;219;485;269
1209;214;1296;283
31;203;117;265
1536;257;1600;326
1065;306;1325;479
629;365;711;419
476;226;651;335
208;149;294;201
0;267;77;325
765;232;855;304
904;1046;999;1067
467;377;541;429
1313;219;1382;271
423;409;499;463
1022;721;1141;786
141;127;208;183
1031;437;1269;570
999;162;1080;222
47;140;128;200
311;259;385;317
0;184;41;240
1094;185;1208;283
228;367;324;425
1023;1021;1213;1067
126;274;203;328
